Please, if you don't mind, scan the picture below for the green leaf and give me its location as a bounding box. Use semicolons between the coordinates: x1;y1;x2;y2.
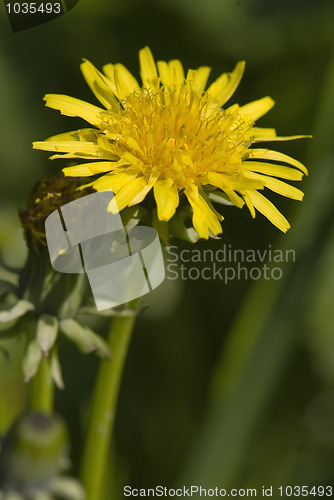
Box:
37;315;59;355
22;339;42;382
60;319;111;359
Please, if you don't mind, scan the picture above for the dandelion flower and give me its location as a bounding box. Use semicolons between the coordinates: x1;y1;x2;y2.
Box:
33;47;309;239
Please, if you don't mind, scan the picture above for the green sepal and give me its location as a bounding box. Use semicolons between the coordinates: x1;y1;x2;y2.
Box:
22;339;42;382
0;413;69;495
59;319;111;359
152;209;169;245
0;294;34;332
169;208;199;244
0;492;24;500
0;253;21;276
37;316;59;356
31;491;53;500
0;280;18;297
120;205;149;229
207;190;234;206
78;299;143;317
50;349;64;390
49;477;85;500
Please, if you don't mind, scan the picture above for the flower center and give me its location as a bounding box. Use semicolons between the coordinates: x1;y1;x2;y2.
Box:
101;87;252;188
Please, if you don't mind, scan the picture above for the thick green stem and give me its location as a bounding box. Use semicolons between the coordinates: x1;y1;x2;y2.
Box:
30;356;54;414
80;300;139;500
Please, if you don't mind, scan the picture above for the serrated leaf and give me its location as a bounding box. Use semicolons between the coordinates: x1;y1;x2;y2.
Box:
50;348;65;390
60;319;111;359
37;315;59;355
22;339;42;382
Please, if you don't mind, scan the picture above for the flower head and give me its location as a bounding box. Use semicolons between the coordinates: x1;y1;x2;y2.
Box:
33;47;309;239
18;173;94;248
0;412;84;500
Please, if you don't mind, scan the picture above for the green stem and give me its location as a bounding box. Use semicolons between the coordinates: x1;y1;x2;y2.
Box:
30;356;54;414
80;299;139;500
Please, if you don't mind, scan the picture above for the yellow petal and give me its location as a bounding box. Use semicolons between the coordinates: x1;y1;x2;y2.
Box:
32;141;117;163
185;186;223;239
207;61;245;107
186;66;211;92
63;162;115;177
114;63;140;99
243;161;304;181
252;134;312;143
43;128;98;143
139;46;159;89
49;151;118;161
246;190;290;232
168;59;185;86
62;165;95;177
88;160;127;174
108;176;152;213
102;64;117;92
120;136;143;155
120;151;144;169
239;96;275;121
93;172;131;193
242;192;256;218
129;173;158;206
80;59;118;109
157;60;172;88
207;172;244;208
153;179;179;221
33;140;98;154
247;149;308;174
43;95;103;127
244;171;304;200
245;127;277;140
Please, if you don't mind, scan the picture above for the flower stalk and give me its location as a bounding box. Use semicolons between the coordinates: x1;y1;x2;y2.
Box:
29;355;54;414
80;299;140;500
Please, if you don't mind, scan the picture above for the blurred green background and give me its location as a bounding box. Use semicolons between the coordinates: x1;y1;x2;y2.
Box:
1;0;334;496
